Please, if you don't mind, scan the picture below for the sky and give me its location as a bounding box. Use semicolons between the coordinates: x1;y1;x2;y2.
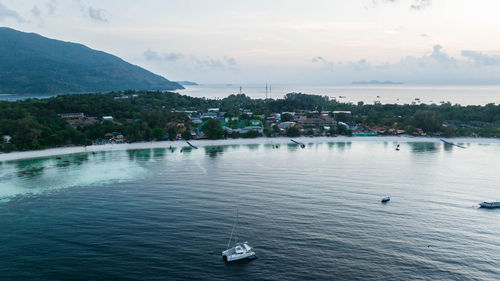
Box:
1;0;500;84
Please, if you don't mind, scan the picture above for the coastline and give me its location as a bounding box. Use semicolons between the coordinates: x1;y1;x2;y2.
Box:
0;136;498;162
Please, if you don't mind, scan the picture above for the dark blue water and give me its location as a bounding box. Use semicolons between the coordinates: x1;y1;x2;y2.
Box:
1;141;499;280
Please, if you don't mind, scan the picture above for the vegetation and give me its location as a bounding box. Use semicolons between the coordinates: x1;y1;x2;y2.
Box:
202;119;224;139
0;90;498;152
0;27;182;94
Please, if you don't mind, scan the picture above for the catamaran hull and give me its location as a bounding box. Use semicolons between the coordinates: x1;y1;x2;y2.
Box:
223;252;256;262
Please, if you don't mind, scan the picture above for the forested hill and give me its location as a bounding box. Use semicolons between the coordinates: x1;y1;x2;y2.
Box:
0;27;183;94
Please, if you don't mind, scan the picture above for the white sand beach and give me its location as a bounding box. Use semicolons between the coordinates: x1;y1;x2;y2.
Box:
0;136;497;162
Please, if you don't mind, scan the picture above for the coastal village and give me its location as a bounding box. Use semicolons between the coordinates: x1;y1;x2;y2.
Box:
1;91;497;152
53;106;423;145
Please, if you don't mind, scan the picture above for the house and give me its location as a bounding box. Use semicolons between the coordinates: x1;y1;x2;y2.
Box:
278;121;296;129
337;121;350;129
59;113;85;119
66;117;98;129
200;112;218;119
114;134;125;143
233;126;263;134
2;135;11;143
166;122;185;128
298;116;335;127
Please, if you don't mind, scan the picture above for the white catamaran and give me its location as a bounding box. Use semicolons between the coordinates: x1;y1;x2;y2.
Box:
222;209;256;262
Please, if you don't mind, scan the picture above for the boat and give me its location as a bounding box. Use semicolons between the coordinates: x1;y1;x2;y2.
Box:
396;144;400;151
222;209;256;262
186;141;198;149
479;202;500;208
290;139;306;148
440;139;466;149
381;196;390;203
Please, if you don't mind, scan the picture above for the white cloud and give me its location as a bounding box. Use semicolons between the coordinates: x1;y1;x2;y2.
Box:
461;50;500;66
0;2;23;22
88;7;107;23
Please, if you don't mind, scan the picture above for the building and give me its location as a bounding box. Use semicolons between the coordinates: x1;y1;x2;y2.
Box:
66;117;98;129
103;116;114;121
233;126;263;134
200;112;218;119
278;121;296;129
59;113;85;119
298;116;335;127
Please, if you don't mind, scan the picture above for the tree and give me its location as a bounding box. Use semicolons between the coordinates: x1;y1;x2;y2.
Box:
412;110;443;132
167;126;177;141
202;118;224;139
181;129;192;140
272;124;280;133
263;127;272;137
281;113;293;122
286;126;300;137
336;124;352;136
242;130;260;138
152;127;165;140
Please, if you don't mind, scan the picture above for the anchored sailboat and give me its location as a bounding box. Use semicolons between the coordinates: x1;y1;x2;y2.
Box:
222;209;256;262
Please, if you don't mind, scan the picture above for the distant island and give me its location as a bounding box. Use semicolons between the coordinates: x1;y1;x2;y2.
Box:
0;27;183;95
352;80;403;85
175;81;199;86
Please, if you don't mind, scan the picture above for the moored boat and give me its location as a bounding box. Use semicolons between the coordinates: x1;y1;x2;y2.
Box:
222;209;256;262
479;202;500;208
222;242;256;262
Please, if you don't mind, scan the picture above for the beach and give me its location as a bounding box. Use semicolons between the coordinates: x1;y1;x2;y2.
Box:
1;136;498;162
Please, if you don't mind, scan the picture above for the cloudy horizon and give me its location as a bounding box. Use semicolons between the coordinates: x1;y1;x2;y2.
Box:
1;0;500;85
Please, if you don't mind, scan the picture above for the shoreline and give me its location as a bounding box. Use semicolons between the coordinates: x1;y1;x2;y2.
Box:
1;136;498;162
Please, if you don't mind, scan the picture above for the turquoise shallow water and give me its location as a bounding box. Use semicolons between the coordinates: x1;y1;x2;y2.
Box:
0;141;499;280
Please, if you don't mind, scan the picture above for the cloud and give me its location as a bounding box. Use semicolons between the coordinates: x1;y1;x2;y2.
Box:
312;56;335;69
164;53;183;62
195;56;238;70
371;0;432;10
88;7;107;22
31;5;41;17
309;44;500;84
46;0;57;15
410;0;432;10
143;49;162;61
461;50;500;66
429;44;455;64
0;2;24;22
143;49;236;71
143;49;183;62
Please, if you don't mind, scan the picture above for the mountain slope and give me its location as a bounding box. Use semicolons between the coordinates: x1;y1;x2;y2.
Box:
0;27;183;94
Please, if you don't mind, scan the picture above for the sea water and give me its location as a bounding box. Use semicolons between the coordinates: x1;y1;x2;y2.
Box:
0;140;499;280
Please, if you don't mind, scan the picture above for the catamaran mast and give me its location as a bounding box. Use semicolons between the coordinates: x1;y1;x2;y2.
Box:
226;208;239;249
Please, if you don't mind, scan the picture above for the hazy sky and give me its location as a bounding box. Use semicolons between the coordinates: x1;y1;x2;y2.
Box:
2;0;500;84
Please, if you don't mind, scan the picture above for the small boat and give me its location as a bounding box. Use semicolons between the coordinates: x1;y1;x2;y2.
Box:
396;144;400;151
479;202;500;208
381;196;390;203
440;139;466;149
222;209;256;262
290;139;305;148
186;141;198;149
